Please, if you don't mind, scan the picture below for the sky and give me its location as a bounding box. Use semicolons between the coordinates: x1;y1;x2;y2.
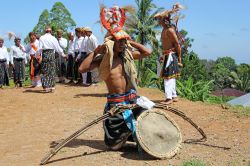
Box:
0;0;250;64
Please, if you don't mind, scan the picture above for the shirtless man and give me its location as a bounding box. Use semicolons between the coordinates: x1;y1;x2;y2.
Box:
79;36;151;150
154;5;184;104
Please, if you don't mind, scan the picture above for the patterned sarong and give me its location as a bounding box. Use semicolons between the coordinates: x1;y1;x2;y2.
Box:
40;49;56;88
13;58;25;84
103;89;143;148
160;52;180;79
0;60;9;86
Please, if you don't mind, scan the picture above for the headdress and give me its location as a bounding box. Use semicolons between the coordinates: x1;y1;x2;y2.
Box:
100;5;131;40
84;27;92;32
154;3;185;26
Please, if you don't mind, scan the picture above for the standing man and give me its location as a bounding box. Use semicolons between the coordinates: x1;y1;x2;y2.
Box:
78;27;89;86
79;6;151;150
85;27;99;85
56;29;68;83
25;32;42;87
66;32;75;83
73;27;84;84
10;37;27;87
0;37;10;88
37;26;66;92
154;4;184;104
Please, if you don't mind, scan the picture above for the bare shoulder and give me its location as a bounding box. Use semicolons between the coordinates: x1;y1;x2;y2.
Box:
94;44;106;54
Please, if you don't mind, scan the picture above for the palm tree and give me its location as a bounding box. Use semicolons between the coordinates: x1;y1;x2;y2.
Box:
125;0;162;82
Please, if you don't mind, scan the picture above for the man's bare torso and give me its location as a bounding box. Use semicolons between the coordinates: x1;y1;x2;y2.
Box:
105;55;128;95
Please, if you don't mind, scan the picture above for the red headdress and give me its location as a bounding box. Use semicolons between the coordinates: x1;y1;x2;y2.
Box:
100;5;131;40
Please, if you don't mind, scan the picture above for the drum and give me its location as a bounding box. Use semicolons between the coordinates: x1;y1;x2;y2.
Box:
136;109;182;159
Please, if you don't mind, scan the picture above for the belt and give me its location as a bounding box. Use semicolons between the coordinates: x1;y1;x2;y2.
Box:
14;57;24;61
107;93;137;103
162;48;176;55
0;59;6;63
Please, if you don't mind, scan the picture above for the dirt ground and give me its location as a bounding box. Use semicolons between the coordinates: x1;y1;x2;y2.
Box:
0;84;249;166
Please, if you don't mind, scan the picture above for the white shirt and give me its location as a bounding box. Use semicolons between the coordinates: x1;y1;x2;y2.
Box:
86;34;98;54
58;37;68;49
77;36;88;59
74;36;84;52
25;39;39;56
68;39;75;55
38;33;65;57
79;36;88;53
0;46;9;64
10;45;27;64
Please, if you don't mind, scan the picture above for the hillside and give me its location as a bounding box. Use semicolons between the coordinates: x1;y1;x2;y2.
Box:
0;84;249;166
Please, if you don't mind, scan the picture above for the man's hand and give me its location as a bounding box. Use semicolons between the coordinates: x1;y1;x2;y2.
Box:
178;62;183;67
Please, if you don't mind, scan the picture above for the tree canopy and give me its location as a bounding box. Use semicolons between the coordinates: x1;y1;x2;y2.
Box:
25;2;76;43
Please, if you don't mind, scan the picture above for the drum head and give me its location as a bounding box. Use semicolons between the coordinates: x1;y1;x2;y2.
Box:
136;109;182;159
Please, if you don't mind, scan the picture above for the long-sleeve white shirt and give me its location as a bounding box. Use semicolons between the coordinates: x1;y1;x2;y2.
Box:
37;33;65;57
10;45;28;64
77;36;88;59
0;46;9;64
74;36;84;54
58;37;68;50
86;34;98;54
68;39;75;55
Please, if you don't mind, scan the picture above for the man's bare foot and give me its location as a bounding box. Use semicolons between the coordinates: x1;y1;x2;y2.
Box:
173;97;178;102
161;99;173;105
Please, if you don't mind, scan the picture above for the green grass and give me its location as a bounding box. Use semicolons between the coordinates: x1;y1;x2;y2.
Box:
180;159;208;166
229;105;250;117
206;95;235;104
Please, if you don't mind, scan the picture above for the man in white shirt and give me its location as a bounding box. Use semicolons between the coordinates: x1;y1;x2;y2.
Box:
66;32;75;83
84;27;99;85
56;29;68;83
25;32;42;87
73;27;84;84
38;26;66;92
78;28;90;86
10;37;27;87
0;37;10;88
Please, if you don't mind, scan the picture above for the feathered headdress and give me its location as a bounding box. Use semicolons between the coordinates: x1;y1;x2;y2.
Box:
154;3;186;24
100;5;131;40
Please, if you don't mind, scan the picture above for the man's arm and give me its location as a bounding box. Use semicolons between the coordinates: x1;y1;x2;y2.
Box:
128;40;151;60
168;28;182;64
78;44;105;73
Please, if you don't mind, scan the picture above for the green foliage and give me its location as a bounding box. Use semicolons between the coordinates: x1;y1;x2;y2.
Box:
49;2;76;37
138;66;158;87
215;56;236;71
229;63;250;92
180;159;207;166
181;51;209;83
176;77;214;102
206;95;235;104
25;9;50;43
25;2;76;43
125;0;162;80
211;62;231;90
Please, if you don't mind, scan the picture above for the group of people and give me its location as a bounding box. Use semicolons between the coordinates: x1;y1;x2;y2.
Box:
1;3;185;154
0;26;99;92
